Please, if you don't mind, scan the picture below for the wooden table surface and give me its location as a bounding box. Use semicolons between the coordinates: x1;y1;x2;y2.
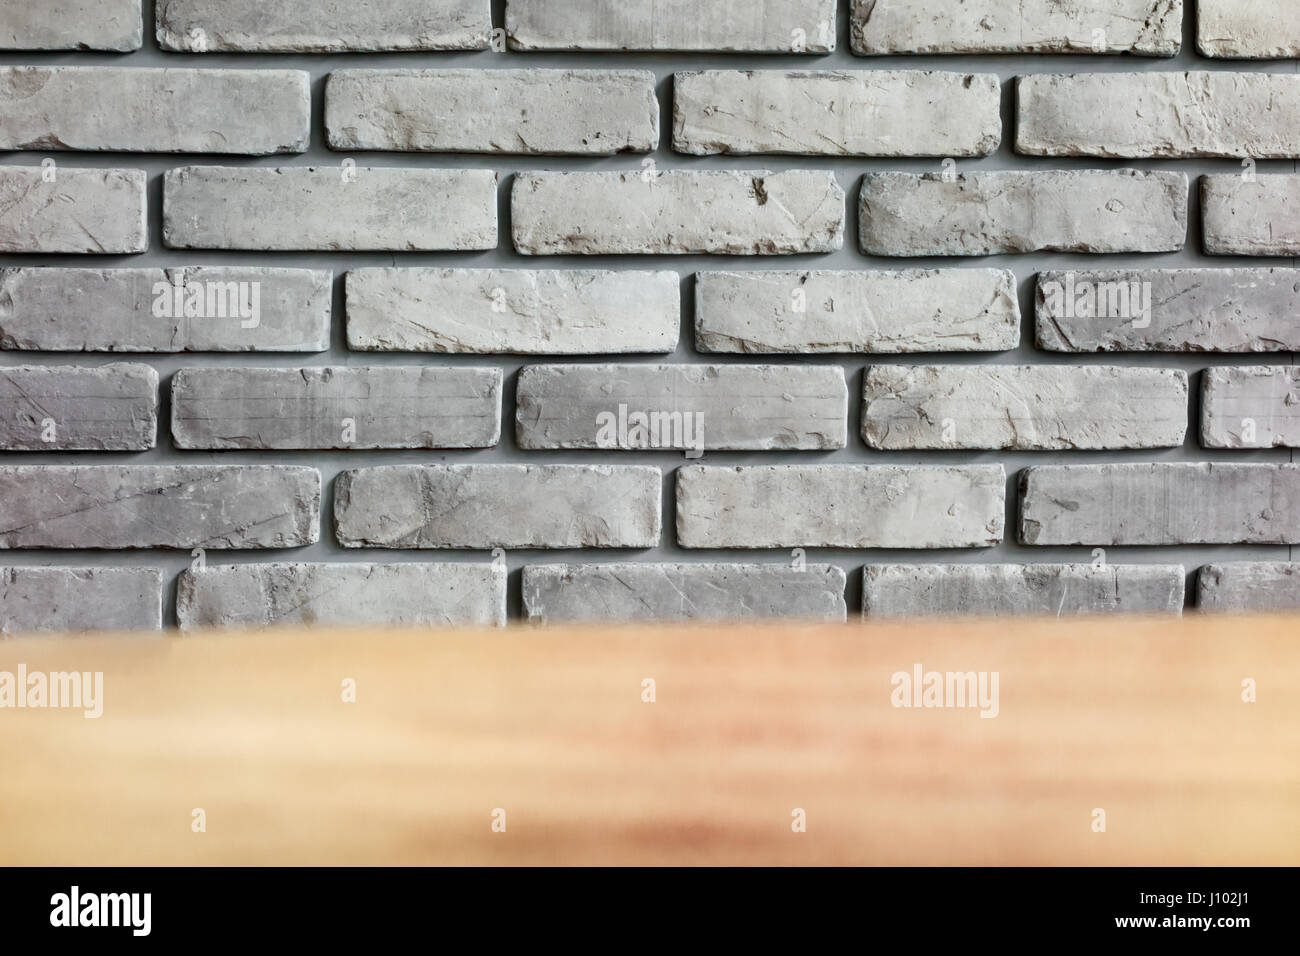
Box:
1;614;1297;865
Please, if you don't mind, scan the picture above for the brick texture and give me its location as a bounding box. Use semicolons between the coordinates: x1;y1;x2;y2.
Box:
3;3;1300;632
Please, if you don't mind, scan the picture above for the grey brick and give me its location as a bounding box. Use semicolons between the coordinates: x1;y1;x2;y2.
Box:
1202;174;1300;256
0;465;320;550
345;268;678;355
1017;72;1300;159
860;170;1187;256
163;166;497;252
523;563;847;623
516;364;846;451
1201;366;1300;449
0;364;158;451
862;564;1185;618
157;0;491;52
506;0;836;52
0;167;145;254
0;67;309;154
1036;269;1300;353
862;365;1187;450
327;69;657;155
1197;563;1300;612
695;269;1020;354
177;562;506;630
851;0;1182;55
172;367;501;450
0;567;162;635
513;170;844;255
673;70;1000;157
0;267;330;353
1198;2;1300;58
335;464;661;549
0;0;141;51
1019;463;1300;545
677;465;1005;549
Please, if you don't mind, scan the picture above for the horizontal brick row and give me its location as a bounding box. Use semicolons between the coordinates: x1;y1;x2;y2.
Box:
0;364;158;450
0;0;142;51
0;567;162;634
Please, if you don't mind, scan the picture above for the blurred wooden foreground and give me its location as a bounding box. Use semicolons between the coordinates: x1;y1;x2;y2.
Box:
0;614;1297;866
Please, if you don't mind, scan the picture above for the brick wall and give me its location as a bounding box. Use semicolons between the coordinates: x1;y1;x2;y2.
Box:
1;1;1297;632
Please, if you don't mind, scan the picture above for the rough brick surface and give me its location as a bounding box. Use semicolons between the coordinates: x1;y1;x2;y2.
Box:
156;0;491;52
1020;464;1300;545
695;269;1019;354
516;364;846;451
177;562;507;630
851;0;1182;55
1202;175;1300;256
673;70;1000;157
677;465;1006;549
1017;72;1300;159
0;167;145;254
0;267;330;353
1036;269;1300;352
0;364;158;450
513;170;845;255
862;365;1187;450
0;0;141;51
859;171;1187;256
506;0;837;52
346;268;679;354
862;564;1185;618
1201;367;1300;448
0;466;320;549
327;70;657;155
0;67;309;154
1198;2;1300;58
0;567;162;635
1197;563;1300;612
164;166;498;252
523;563;847;623
172;367;501;450
336;465;661;549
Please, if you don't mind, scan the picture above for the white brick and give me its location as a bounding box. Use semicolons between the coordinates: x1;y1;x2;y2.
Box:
523;563;847;623
346;268;678;354
513;170;844;255
695;269;1020;354
1198;563;1300;612
177;563;506;630
0;0;141;51
673;70;1000;157
0;466;320;549
506;0;836;52
0;167;145;254
1198;1;1300;58
516;364;847;451
852;0;1182;55
0;67;309;154
860;170;1187;256
0;267;330;353
677;465;1005;549
327;69;657;155
164;166;497;252
156;0;491;52
1202;175;1300;256
0;365;157;451
1201;367;1300;448
335;464;661;549
171;367;501;450
1036;269;1300;352
0;567;162;635
1017;72;1300;159
1020;463;1300;545
863;365;1187;450
862;564;1185;617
